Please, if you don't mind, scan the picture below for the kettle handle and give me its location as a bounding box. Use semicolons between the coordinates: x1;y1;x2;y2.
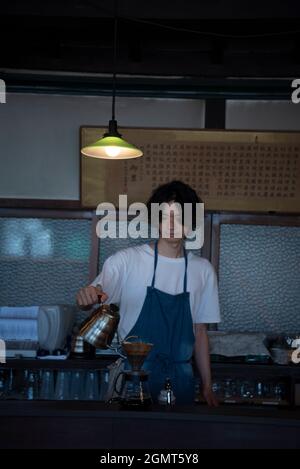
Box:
95;283;104;304
114;371;125;395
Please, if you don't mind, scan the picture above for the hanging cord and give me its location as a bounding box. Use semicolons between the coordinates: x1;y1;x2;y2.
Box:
112;0;118;121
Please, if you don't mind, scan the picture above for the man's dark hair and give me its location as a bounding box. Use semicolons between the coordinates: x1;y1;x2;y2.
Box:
146;180;202;230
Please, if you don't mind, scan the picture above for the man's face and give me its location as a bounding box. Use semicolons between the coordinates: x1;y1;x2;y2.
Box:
159;201;189;242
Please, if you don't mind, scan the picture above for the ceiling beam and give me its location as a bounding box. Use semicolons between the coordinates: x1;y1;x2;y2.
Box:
1;0;300;20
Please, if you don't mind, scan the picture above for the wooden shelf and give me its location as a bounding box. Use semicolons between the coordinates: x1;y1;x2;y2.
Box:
1;356;117;370
210;361;300;377
1;357;300;373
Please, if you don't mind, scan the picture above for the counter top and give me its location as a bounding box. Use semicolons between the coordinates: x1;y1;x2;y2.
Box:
0;400;300;423
0;401;299;448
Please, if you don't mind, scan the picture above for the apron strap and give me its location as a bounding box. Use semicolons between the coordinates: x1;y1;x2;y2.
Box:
183;247;188;293
151;241;159;288
151;241;188;293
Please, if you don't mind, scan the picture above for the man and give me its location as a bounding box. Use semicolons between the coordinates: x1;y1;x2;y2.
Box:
77;180;220;405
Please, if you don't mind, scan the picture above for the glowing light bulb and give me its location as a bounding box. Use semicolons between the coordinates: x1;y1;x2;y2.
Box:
105;146;121;157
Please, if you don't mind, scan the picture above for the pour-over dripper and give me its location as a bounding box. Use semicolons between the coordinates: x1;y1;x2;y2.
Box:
122;338;153;372
112;337;154;409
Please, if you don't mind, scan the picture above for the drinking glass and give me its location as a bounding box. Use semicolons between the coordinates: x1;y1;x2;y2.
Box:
99;369;109;401
84;370;100;400
274;382;287;401
5;369;28;400
39;370;55;400
212;380;222;398
255;381;263;398
26;370;40;400
54;371;70;400
69;370;85;400
240;380;255;399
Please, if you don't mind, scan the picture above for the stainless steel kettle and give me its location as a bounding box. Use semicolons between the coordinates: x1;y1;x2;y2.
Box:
79;303;120;349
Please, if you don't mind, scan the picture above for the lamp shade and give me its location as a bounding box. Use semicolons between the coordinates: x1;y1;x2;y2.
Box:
81;119;143;160
81;135;143;159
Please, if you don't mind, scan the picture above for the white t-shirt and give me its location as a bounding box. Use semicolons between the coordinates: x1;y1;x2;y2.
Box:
91;243;221;340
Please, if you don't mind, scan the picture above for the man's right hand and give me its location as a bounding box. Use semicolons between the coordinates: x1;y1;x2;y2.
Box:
76;284;108;310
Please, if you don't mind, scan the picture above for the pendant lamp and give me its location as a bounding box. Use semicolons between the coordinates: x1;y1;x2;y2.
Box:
81;1;143;160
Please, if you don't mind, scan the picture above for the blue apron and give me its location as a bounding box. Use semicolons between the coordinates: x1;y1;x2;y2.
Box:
126;241;195;404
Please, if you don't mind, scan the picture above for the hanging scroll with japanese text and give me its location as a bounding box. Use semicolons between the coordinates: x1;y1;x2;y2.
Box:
80;127;300;212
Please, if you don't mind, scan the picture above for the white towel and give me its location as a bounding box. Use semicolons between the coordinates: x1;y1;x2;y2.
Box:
0;318;38;341
0;306;39;320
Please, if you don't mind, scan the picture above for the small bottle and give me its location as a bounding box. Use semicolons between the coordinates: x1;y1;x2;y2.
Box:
158;378;176;406
165;378;172;405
